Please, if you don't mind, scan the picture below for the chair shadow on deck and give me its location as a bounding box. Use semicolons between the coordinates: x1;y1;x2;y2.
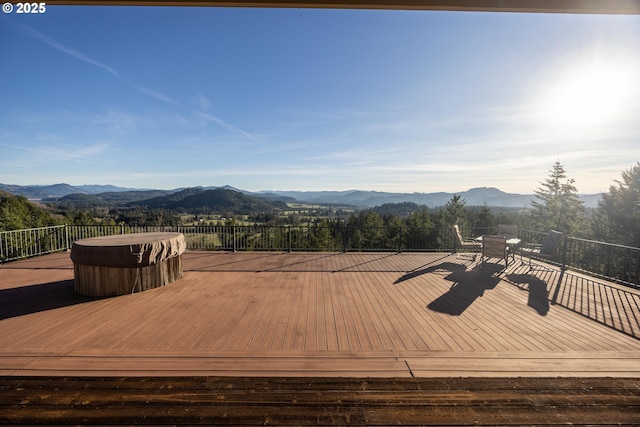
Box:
396;262;502;316
506;273;550;315
0;280;98;320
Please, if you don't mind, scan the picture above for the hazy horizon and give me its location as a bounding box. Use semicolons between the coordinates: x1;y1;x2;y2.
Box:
1;181;606;197
2;6;639;194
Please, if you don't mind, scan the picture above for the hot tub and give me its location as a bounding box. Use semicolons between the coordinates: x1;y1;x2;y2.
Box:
71;232;186;297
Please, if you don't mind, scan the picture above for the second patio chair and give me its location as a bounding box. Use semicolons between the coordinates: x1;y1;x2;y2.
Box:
520;230;564;271
496;224;518;240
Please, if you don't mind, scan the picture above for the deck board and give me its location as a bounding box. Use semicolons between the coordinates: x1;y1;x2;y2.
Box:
2;376;638;426
1;251;640;377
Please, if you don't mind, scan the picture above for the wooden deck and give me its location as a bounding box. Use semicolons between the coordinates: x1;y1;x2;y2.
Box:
2;250;640;377
2;251;640;425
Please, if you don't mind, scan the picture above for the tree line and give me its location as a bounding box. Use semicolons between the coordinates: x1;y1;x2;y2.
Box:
2;162;639;248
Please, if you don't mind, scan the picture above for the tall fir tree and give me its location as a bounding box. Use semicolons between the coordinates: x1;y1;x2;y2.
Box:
530;161;585;234
443;194;468;227
592;163;640;247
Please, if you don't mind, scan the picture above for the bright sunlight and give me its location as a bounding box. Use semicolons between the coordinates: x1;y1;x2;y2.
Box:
539;60;635;129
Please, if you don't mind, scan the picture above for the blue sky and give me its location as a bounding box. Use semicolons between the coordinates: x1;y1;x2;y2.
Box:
1;6;639;194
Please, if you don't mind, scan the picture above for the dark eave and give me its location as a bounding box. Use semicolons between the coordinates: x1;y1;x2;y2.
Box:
40;0;640;15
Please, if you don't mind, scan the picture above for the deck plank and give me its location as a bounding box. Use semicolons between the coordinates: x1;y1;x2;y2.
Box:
1;376;639;425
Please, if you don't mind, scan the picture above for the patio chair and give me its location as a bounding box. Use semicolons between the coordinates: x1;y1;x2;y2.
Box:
496;224;518;240
520;230;564;271
452;225;481;261
481;235;509;272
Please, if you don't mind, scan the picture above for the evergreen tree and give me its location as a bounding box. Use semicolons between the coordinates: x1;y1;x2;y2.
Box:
443;194;467;227
592;163;640;247
72;211;96;225
530;161;585;234
347;210;385;249
406;208;437;250
310;218;335;250
384;214;406;251
469;204;494;231
406;208;433;229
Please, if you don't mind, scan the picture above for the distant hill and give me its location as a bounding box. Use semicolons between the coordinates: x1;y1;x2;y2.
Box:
75;184;148;194
269;187;601;209
372;202;424;216
1;183;603;209
129;187;288;213
0;183;84;200
0;183;146;200
54;190;176;207
247;191;298;204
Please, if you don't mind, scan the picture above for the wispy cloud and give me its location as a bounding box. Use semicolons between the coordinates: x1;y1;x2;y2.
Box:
128;83;182;108
194;94;211;109
7;19;255;141
195;111;256;140
7;19;120;77
0;141;111;163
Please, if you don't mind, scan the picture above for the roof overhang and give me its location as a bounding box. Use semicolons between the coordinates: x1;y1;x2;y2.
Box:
39;0;640;15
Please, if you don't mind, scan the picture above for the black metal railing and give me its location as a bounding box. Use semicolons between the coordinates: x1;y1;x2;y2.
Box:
563;237;640;289
1;224;638;288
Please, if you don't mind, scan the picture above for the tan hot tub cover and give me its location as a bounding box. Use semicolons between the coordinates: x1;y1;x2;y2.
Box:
71;232;186;268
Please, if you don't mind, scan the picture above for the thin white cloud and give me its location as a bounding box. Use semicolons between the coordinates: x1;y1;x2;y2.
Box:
195;111;256;140
194;94;211;109
128;83;182;108
0;142;111;163
8;19;255;141
7;19;120;77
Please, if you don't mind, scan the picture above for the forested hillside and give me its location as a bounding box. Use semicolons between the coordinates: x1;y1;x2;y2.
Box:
0;191;63;231
54;189;175;208
128;187;288;213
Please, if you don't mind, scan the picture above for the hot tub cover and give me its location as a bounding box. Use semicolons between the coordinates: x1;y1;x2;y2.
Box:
71;232;186;268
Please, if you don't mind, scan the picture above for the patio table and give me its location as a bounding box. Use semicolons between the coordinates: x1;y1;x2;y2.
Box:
71;232;186;297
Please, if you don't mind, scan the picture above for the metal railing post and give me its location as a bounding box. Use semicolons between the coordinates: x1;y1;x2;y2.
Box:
64;224;70;251
560;236;568;273
232;226;236;252
636;249;640;289
343;225;348;253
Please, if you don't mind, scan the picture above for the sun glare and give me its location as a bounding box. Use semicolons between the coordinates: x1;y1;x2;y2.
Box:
537;61;634;129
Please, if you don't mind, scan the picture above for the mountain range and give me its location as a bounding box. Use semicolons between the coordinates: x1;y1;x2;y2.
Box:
127;187;288;213
0;183;603;209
